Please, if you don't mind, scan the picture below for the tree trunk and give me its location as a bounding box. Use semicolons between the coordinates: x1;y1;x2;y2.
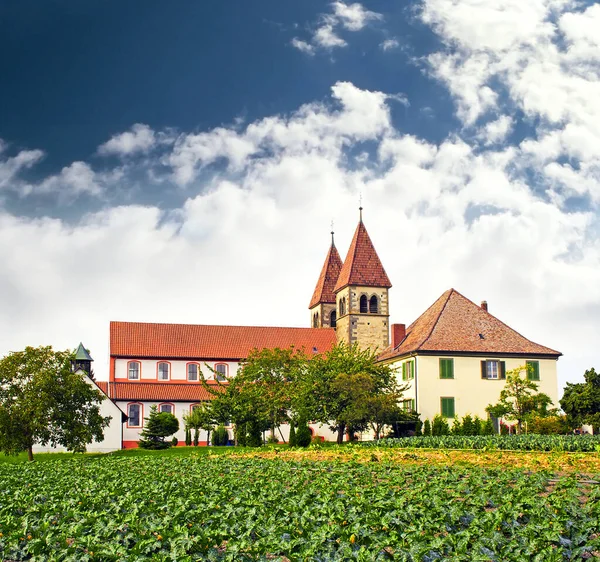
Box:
27;444;34;462
207;428;211;446
336;423;345;445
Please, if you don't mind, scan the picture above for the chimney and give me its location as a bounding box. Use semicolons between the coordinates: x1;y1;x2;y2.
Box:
391;323;406;347
481;300;488;312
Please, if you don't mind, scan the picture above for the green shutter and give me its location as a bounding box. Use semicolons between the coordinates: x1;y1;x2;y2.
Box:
526;361;540;381
500;361;506;379
402;363;407;381
481;361;487;379
440;358;454;379
441;397;455;418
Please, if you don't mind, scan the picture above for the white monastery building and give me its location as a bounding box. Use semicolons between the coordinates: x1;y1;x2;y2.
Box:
94;212;560;448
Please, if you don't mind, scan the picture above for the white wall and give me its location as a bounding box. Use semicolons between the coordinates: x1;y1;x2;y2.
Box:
390;355;559;422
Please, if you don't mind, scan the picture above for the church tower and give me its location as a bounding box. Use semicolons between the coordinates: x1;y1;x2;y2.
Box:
309;231;343;329
333;209;392;351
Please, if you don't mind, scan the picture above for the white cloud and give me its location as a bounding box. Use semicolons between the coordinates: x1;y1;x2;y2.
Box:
478;115;514;145
98;123;156;156
380;38;399;51
291;1;382;54
0;146;45;190
35;162;102;197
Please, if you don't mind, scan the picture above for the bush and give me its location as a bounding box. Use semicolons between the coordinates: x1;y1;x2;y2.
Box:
193;428;199;447
266;434;279;444
451;418;462;435
295;419;312;448
423;419;431;436
212;425;229;446
185;427;192;447
528;415;569;435
289;422;297;447
472;416;483;436
138;406;180;450
482;419;495;435
432;415;450;436
246;421;263;447
171;437;178;447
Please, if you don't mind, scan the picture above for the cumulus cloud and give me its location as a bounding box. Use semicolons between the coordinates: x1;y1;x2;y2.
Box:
380;38;400;51
98;123;156;156
0;145;45;190
291;1;381;54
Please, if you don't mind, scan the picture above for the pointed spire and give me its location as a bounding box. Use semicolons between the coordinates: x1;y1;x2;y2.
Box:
309;234;343;309
334;219;391;292
75;342;93;361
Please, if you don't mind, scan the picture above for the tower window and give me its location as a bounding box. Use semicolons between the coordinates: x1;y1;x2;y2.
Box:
360;295;368;313
339;297;346;316
313;312;319;328
330;310;337;329
369;295;379;314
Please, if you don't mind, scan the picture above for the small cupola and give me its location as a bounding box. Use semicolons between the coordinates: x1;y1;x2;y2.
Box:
72;342;94;378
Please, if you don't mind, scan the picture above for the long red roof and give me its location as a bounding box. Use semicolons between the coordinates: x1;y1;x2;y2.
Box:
110;322;337;359
309;241;343;308
378;289;561;360
334;220;391;292
97;381;219;402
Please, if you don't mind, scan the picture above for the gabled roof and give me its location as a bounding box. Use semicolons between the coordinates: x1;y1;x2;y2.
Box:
334;220;391;292
378;289;561;361
75;342;93;361
309;239;343;308
110;322;337;359
97;382;219;402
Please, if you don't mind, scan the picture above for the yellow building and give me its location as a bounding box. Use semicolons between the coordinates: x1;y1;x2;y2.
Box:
309;214;561;424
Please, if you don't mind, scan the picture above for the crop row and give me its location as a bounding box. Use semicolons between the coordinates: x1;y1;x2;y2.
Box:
1;455;599;560
363;434;600;452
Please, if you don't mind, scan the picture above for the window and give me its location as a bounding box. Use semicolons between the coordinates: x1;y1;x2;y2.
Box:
159;403;173;414
187;363;199;381
127;361;140;380
313;312;319;328
157;362;170;381
330;310;337;329
439;358;454;379
401;399;415;412
215;364;228;382
402;360;415;381
481;360;506;380
127;403;142;427
339;297;346;317
369;295;378;314
359;294;368;313
441;397;455;418
526;360;540;381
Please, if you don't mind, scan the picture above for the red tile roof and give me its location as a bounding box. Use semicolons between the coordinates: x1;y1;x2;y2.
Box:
334;220;391;292
309;241;343;308
97;381;221;402
378;289;561;361
110;322;337;359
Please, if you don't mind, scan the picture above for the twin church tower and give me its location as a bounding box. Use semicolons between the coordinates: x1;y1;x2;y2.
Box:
309;210;392;351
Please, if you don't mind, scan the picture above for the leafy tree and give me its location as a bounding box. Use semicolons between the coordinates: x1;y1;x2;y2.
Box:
486;365;555;433
212;425;229;446
184;403;214;446
138;405;179;449
0;346;111;461
560;368;600;433
307;343;405;444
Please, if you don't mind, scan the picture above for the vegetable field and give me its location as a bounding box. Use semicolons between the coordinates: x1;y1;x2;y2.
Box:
1;456;599;561
364;435;600;452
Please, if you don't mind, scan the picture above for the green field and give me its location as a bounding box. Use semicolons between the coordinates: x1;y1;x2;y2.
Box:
1;451;599;561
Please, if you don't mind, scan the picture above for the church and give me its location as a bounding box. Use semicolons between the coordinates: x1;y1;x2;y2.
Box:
94;211;560;448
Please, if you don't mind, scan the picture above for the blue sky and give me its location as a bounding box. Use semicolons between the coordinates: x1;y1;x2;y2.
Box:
1;0;599;391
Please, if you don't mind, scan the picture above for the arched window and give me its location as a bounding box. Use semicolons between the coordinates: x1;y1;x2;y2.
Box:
157;361;170;381
127;361;140;380
187;363;199;381
127;403;143;427
330;310;337;329
360;294;368;313
215;363;228;382
313;312;319;328
339;297;346;316
159;403;174;414
369;295;379;314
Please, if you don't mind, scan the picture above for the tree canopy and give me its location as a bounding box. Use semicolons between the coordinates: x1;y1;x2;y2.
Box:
486;365;555;433
560;368;600;433
0;346;111;460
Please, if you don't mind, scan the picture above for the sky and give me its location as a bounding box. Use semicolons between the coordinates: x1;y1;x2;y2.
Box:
1;0;599;393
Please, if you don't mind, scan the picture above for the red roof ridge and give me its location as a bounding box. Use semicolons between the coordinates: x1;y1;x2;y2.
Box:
418;288;455;350
334;220;391;292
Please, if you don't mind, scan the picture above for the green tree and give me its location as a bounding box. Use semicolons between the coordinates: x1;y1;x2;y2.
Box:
307;343;404;444
183;403;214;446
212;425;229;446
0;346;111;461
432;415;450;436
295;418;312;447
486;365;555;433
138;406;179;449
560;368;600;433
423;419;431;436
288;421;297;447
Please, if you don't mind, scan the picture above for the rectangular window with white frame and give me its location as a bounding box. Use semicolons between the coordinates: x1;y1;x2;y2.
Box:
187;363;199;381
215;364;228;382
481;360;506;380
127;403;142;427
402;360;415;381
128;361;140;380
159;403;173;414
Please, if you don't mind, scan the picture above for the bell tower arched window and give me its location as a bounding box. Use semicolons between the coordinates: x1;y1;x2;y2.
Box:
339;297;346;316
369;295;379;314
313;312;319;328
330;310;337;329
360;294;368;313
